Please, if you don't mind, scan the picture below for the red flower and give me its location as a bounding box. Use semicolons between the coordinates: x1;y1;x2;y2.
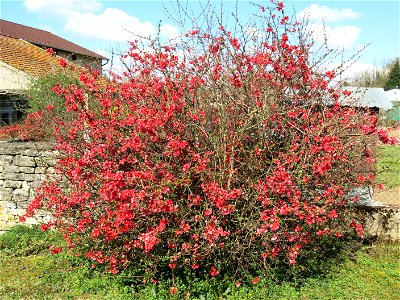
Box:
252;277;259;284
59;58;67;68
169;263;176;269
204;209;212;217
328;210;338;219
49;246;62;254
210;266;219;277
46;48;56;56
170;286;178;295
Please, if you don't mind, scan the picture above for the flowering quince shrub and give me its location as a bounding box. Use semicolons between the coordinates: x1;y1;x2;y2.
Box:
21;0;398;282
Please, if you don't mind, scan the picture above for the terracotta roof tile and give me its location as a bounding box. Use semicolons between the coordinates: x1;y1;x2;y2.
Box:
0;35;62;78
0;19;106;60
0;35;109;86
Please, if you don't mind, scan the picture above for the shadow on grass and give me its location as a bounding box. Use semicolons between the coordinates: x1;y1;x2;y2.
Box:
0;225;398;300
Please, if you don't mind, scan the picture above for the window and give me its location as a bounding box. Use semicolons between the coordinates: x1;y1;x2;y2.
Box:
0;95;24;126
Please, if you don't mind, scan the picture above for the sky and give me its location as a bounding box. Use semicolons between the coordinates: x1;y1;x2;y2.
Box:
1;0;399;78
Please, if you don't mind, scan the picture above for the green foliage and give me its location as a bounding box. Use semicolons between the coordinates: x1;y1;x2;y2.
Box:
25;71;80;114
384;59;400;90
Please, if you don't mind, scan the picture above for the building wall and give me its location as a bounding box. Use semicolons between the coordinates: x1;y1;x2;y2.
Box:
57;50;103;73
0;62;30;125
0;61;32;90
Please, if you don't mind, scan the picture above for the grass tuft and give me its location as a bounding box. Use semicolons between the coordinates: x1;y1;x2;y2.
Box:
0;225;63;257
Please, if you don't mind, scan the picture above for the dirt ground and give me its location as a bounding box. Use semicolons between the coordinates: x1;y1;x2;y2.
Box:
387;128;400;139
389;129;400;138
373;186;400;207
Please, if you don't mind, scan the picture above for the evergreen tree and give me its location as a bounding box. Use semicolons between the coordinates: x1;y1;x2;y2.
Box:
384;59;400;90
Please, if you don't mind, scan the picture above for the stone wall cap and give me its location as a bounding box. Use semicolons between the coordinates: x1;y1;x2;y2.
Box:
0;141;56;152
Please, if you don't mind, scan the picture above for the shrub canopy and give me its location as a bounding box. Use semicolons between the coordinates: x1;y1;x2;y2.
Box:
21;0;397;281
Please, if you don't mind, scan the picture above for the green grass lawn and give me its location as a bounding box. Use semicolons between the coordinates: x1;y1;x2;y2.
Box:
375;145;400;188
0;225;399;300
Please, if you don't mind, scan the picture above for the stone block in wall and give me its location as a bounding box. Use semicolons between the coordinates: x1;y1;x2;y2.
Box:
0;200;15;209
0;189;12;202
4;180;22;189
0;173;43;182
19;167;35;173
13;181;30;199
2;166;35;174
21;181;31;191
0;144;18;155
13;192;30;202
46;167;55;174
32;180;43;188
6;208;26;218
21;149;39;156
40;150;56;157
35;167;46;174
0;173;19;180
23;217;39;226
0;155;13;165
34;156;56;167
361;206;400;241
16;200;30;209
35;167;55;174
3;165;20;173
14;155;36;167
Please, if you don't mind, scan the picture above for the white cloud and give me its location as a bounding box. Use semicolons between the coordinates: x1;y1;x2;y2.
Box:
24;0;102;17
94;48;107;58
23;0;180;43
297;4;362;52
298;4;361;23
160;24;181;40
308;23;361;51
65;8;156;41
340;62;377;80
325;61;377;81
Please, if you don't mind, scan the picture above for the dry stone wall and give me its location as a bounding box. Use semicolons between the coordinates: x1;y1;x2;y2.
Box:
361;205;400;242
0;142;399;241
0;141;56;231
